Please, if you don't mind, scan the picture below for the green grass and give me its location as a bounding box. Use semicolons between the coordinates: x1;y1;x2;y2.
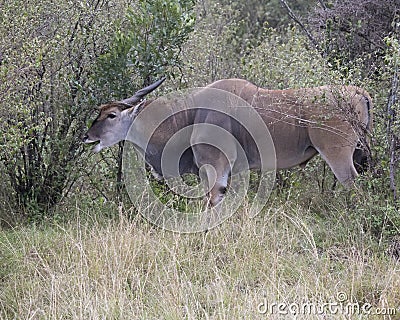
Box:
0;193;399;319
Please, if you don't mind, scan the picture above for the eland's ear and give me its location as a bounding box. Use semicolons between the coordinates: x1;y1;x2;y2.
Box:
125;99;147;118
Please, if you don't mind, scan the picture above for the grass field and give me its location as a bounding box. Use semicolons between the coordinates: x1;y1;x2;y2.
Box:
1;190;399;319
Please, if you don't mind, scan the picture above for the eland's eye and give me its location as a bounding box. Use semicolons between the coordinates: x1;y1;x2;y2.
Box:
107;113;117;119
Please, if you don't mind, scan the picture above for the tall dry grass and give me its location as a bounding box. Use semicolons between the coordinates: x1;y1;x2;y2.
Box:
1;198;399;319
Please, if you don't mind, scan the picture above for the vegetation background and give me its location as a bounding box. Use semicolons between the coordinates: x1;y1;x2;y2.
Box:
0;0;399;318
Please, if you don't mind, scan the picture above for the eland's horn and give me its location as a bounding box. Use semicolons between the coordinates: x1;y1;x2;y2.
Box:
120;77;166;106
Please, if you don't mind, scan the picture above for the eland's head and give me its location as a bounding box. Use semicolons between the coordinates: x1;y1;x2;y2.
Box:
82;78;165;152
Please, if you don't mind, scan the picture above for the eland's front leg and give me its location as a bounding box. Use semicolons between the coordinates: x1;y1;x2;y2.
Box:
193;144;233;207
199;163;230;207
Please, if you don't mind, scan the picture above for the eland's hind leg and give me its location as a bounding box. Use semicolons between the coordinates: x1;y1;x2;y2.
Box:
317;146;358;187
309;128;359;187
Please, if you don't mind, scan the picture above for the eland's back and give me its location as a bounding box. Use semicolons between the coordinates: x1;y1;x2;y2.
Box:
208;78;372;185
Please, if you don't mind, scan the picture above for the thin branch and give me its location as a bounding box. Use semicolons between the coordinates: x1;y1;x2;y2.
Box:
280;0;319;49
386;65;399;201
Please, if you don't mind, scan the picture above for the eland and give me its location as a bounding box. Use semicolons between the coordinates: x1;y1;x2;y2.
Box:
83;78;372;206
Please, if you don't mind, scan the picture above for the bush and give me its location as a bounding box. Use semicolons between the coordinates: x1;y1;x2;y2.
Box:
243;27;349;89
180;1;244;86
0;0;126;215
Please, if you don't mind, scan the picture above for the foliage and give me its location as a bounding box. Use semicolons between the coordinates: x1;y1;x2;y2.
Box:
242;27;332;89
180;1;243;86
95;0;195;97
217;0;317;50
308;0;400;74
127;0;195;85
0;0;127;214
